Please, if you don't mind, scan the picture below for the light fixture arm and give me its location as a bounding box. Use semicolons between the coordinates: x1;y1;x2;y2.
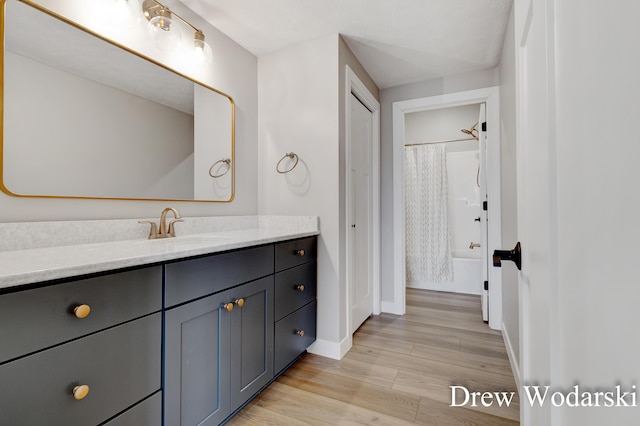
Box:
142;0;203;34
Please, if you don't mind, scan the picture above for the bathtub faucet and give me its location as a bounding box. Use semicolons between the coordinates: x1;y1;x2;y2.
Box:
469;242;481;249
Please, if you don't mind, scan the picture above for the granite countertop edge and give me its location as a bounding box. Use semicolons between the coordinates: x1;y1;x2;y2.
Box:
0;228;319;290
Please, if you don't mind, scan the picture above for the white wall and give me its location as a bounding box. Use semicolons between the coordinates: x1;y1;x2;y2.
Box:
258;35;378;358
379;68;499;304
1;0;258;221
258;35;342;353
552;1;640;424
446;150;482;259
498;5;519;378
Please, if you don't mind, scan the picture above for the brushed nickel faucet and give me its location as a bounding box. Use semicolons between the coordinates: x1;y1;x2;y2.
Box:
139;207;184;239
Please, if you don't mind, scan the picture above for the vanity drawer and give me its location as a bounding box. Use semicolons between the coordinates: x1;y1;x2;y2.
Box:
104;392;162;426
274;261;316;321
274;301;316;374
0;266;162;364
0;313;161;426
165;245;274;307
275;237;317;272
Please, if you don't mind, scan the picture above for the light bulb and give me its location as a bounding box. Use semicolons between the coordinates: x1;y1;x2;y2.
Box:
148;8;181;50
193;30;212;64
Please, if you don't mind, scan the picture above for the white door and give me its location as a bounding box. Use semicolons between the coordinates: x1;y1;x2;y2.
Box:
515;0;553;424
349;92;373;333
477;104;489;322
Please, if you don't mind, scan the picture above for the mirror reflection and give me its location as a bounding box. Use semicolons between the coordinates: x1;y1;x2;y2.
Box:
1;0;235;201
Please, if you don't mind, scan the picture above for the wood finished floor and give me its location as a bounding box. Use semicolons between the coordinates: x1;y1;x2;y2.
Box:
227;288;520;425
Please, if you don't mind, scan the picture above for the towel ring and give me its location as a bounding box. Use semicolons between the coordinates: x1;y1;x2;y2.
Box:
276;152;299;174
209;158;231;178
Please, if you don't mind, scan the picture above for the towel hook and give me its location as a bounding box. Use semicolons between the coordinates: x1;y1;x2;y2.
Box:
209;158;231;178
276;152;299;174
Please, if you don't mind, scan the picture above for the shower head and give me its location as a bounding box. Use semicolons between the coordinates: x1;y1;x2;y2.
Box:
460;122;479;140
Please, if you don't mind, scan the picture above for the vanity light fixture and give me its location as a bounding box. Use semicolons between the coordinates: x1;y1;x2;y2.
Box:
141;0;211;60
111;0;141;29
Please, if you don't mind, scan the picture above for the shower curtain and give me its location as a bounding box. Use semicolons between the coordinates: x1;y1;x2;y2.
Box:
404;144;454;284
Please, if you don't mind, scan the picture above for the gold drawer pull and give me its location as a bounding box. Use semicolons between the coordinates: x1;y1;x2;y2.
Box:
295;329;305;337
295;285;305;292
223;303;234;312
73;304;91;319
72;384;90;400
295;249;305;257
235;298;245;308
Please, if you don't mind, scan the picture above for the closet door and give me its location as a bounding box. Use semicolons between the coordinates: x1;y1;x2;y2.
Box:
349;91;374;333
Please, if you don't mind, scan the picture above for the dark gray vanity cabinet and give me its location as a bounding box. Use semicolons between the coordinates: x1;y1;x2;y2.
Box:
0;266;162;426
274;237;318;374
164;247;275;425
0;236;316;426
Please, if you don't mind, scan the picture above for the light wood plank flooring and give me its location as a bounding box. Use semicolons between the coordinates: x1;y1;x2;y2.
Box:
228;288;520;425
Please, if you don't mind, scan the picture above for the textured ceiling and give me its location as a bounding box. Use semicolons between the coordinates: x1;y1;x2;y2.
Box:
181;0;513;88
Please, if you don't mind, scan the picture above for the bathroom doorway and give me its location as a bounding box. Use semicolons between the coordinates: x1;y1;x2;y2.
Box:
391;87;502;330
403;103;487;317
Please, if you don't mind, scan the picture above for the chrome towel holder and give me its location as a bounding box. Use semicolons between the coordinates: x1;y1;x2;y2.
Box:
276;152;299;174
209;158;231;178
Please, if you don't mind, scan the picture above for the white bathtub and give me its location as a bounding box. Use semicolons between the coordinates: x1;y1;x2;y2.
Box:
407;256;482;295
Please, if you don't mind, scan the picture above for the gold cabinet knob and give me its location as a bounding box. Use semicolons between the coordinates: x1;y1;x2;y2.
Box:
223;303;234;312
73;304;91;319
72;384;90;400
295;329;305;337
235;298;245;308
295;249;305;257
295;285;305;292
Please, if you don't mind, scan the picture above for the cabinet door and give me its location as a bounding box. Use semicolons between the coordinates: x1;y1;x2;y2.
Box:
164;292;232;426
229;276;274;410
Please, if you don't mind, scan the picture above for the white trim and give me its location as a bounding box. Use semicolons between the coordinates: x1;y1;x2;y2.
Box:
345;65;381;340
391;87;503;329
306;336;352;360
381;300;404;315
502;320;521;391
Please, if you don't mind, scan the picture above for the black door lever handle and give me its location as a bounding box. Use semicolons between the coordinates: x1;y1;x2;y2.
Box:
493;242;522;270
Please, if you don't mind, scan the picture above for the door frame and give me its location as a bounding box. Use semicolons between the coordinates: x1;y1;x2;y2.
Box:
345;65;380;348
390;87;503;330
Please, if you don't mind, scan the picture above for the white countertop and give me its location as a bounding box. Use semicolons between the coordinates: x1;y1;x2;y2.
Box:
0;217;319;290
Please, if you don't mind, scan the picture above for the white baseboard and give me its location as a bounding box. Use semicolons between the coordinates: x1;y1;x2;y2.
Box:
501;320;521;391
307;335;352;360
381;300;404;315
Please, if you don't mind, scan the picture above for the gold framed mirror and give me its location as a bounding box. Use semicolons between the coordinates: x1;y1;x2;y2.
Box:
1;0;235;202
